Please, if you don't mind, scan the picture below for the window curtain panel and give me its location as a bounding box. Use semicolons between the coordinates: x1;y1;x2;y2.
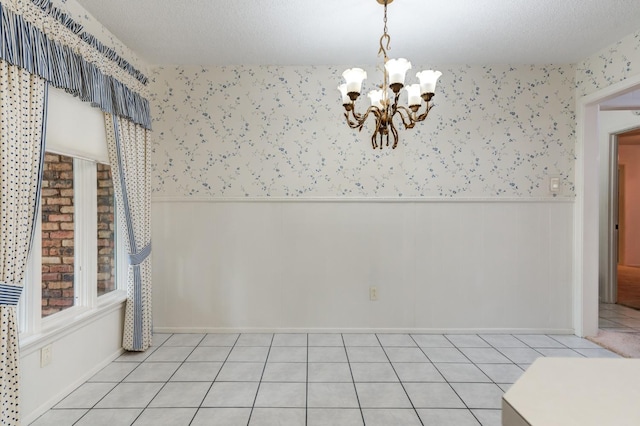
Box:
105;113;152;351
0;1;152;130
0;59;47;425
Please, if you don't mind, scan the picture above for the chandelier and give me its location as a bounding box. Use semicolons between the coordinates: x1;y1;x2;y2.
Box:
338;0;442;149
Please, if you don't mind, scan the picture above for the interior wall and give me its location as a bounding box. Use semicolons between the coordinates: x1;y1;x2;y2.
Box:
619;138;640;265
21;305;125;424
150;63;576;332
152;200;573;332
150;64;575;198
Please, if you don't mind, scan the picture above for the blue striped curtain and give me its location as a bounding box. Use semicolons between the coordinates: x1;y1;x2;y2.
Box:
0;58;47;426
0;2;151;130
105;113;152;351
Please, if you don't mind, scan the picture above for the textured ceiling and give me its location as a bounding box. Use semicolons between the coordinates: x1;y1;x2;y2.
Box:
75;0;640;66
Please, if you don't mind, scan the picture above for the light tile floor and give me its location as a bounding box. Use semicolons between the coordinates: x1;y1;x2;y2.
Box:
599;302;640;333
30;325;625;426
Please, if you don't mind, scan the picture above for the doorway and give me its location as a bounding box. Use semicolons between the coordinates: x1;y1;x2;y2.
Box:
614;130;640;310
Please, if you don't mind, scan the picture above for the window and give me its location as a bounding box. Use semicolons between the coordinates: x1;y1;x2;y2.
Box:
41;153;75;317
19;153;126;339
97;163;116;296
18;86;125;343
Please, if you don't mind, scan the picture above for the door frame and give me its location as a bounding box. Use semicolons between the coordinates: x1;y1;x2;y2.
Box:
575;73;640;337
605;134;620;304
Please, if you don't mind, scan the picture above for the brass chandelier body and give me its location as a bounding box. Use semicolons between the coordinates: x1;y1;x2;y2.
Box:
339;0;442;149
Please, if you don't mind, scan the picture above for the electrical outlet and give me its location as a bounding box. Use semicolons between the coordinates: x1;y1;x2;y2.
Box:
369;286;378;301
40;344;52;367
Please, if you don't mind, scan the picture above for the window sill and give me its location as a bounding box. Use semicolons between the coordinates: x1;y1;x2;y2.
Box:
19;290;127;357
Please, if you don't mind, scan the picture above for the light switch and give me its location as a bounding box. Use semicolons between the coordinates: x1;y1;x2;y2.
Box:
549;177;560;193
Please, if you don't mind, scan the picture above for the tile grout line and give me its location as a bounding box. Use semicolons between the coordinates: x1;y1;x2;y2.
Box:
305;333;309;426
341;334;366;426
246;333;275;425
131;333;207;425
191;333;240;425
69;333;177;426
378;334;424;426
440;334;488;424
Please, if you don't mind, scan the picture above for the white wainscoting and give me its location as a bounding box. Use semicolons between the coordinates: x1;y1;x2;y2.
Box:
21;302;125;424
151;198;574;334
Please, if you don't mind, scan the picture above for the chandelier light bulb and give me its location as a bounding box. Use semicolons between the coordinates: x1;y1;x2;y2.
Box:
416;70;442;96
342;68;367;99
404;84;422;108
338;84;351;105
367;90;385;110
385;58;412;92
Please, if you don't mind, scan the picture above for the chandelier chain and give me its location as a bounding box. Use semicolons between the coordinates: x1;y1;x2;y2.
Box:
383;1;388;36
379;1;390;60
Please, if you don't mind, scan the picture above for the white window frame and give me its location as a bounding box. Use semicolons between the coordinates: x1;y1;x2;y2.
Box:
18;153;127;351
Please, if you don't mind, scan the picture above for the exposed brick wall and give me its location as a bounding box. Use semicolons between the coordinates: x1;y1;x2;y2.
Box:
41;153;74;317
97;163;115;295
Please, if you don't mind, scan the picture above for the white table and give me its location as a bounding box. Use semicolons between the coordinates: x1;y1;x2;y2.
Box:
502;357;640;426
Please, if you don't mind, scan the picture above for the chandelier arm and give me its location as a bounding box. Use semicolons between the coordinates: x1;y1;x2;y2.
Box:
344;107;368;129
359;106;382;133
344;112;362;129
371;112;384;149
394;105;417;129
344;106;385;142
415;103;434;122
389;115;400;149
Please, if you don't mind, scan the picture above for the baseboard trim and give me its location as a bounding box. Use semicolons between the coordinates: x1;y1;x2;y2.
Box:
153;327;576;335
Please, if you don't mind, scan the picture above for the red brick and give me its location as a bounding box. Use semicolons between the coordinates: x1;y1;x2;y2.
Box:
45;281;70;290
48;162;72;171
48;265;73;273
41;222;60;231
41;189;59;197
42;273;60;281
50;231;74;239
48;298;73;307
48;214;73;222
57;171;74;180
47;197;72;206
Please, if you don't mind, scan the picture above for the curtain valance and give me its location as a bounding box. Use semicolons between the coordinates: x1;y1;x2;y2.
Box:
0;1;151;129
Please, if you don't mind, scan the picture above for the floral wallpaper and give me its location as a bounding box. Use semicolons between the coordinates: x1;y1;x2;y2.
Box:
149;64;575;199
576;29;640;98
44;1;640;200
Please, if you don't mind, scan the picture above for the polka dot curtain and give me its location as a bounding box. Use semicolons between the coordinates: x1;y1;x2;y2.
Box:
105;113;152;352
0;59;47;425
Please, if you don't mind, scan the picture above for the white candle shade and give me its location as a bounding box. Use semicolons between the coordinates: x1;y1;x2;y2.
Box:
385;58;412;86
367;90;384;109
416;70;442;94
342;68;367;94
404;84;422;107
338;84;351;104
